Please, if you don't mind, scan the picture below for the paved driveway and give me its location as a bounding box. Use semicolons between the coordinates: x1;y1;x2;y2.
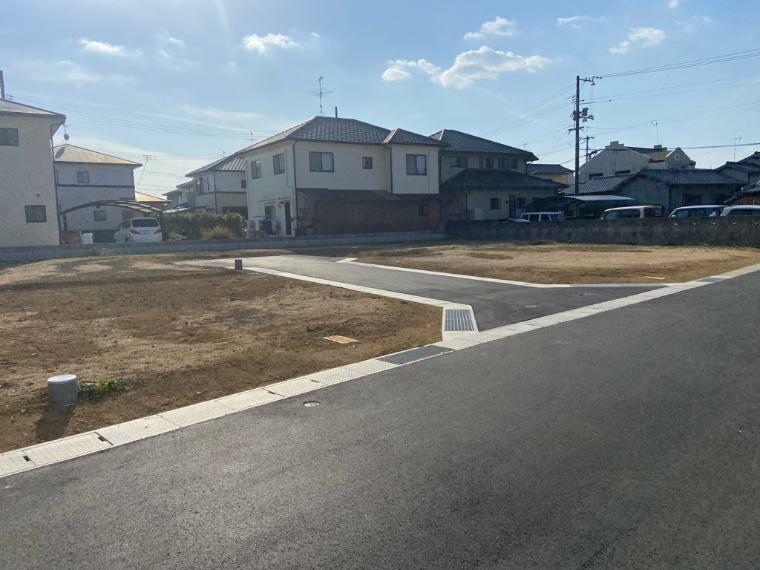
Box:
2;272;758;568
200;255;659;330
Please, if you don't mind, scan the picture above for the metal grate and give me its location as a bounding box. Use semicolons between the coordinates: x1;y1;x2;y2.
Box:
444;308;475;332
379;345;452;365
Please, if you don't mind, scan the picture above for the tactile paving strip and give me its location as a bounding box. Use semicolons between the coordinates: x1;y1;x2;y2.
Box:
379;345;453;365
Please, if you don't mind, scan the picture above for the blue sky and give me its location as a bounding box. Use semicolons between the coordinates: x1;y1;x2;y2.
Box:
2;0;759;195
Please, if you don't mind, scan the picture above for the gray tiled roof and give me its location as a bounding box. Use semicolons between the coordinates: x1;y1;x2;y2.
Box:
573;174;634;195
382;128;445;146
528;163;572;175
53;144;141;166
0;98;65;119
639;168;741;185
441;169;565;191
429;129;538;160
186;154;246;176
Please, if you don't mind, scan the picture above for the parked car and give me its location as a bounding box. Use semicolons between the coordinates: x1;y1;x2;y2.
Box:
600;205;663;220
720;205;760;217
519;211;564;222
669;205;725;218
114;218;163;242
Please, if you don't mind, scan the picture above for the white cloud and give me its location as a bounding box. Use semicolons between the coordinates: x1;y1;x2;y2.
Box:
464;16;517;40
382;47;551;89
242;33;299;54
609;27;666;54
556;15;605;29
674;15;714;33
310;32;320;39
78;38;137;57
181;105;263;126
668;0;680;8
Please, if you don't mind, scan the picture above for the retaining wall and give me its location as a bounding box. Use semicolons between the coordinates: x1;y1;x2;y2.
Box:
448;217;760;247
0;230;446;263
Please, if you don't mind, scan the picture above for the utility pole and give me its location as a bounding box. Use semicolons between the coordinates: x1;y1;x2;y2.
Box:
571;75;597;195
583;135;595;163
0;70;5;100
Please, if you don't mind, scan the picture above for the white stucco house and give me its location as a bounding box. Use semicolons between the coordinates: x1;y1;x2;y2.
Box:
237;116;444;235
0;99;65;247
184;155;248;217
578;141;695;183
54;144;142;241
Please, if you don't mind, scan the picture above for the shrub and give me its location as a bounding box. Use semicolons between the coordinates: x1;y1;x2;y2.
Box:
78;378;127;401
160;212;245;241
201;226;238;240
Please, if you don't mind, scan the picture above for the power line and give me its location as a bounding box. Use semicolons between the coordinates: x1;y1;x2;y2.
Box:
599;48;760;79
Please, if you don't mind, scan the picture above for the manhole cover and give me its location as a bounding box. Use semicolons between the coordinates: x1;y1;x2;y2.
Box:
303;401;320;407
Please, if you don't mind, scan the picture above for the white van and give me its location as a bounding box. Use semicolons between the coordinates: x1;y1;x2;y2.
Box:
600;205;663;220
720;205;760;217
669;205;725;218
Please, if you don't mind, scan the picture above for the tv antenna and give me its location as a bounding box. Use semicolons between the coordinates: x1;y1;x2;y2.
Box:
311;76;333;115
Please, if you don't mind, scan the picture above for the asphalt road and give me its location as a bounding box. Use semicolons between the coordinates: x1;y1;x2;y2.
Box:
2;270;759;568
223;255;658;330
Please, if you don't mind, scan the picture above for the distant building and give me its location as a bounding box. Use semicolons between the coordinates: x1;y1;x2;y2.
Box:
431;129;563;220
53;144;141;241
165;180;195;210
716;152;760;187
185;155;248;217
726;180;760;206
527;163;573;186
134;191;169;210
578;141;695;183
0;99;65;247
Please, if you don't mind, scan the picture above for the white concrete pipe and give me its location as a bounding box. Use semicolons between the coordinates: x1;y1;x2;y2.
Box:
48;374;78;407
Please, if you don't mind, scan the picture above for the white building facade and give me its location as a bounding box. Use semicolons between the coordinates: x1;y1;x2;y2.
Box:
185;156;248;216
0;99;65;247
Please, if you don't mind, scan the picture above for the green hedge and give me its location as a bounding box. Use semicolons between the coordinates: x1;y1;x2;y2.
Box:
159;212;245;241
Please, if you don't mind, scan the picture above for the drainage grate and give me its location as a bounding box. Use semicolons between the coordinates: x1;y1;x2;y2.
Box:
444;308;475;332
379;345;452;365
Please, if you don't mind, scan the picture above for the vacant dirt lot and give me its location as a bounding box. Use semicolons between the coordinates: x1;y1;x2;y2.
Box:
0;255;440;452
355;243;760;283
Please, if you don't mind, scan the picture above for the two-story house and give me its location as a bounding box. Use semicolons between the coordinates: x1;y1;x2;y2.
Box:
430;129;565;220
185;155;248;217
716;151;760;188
53;144;142;242
578;141;695;183
238;116;443;236
0;99;65;247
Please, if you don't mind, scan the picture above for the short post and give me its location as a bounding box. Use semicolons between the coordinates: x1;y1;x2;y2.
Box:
234;258;243;271
48;374;78;407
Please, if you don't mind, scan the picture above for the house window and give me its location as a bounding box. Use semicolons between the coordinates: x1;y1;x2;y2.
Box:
77;171;90;184
251;159;262;179
24;205;47;223
406;154;427;175
418;203;429;217
362;156;373;169
93;209;107;221
0;128;19;146
309;151;334;172
195;177;205;193
497;158;506;169
489;197;501;210
452;156;467;168
273;153;286;175
510;158;518;169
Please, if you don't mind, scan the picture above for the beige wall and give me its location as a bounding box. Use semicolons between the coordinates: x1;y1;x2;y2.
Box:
440;153;528;183
294;141;390;191
242;141;295;235
194;191;247;212
390;144;440;195
0;115;61;247
579;148;650;182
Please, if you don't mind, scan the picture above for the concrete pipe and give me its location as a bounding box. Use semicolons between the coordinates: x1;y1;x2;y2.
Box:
48;374;78;407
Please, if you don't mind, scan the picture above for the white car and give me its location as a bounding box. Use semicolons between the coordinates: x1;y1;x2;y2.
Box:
669;205;724;218
720;205;760;217
519;211;564;222
114;218;163;242
600;205;663;220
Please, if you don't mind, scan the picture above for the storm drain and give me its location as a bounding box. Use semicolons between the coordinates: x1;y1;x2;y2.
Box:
379;345;452;365
444;308;476;332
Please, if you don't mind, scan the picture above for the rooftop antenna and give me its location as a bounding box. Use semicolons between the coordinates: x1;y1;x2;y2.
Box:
733;137;743;161
651;121;660;145
311;76;333;116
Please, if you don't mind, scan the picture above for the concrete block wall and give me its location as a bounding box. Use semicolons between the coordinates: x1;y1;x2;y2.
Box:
448;218;760;247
